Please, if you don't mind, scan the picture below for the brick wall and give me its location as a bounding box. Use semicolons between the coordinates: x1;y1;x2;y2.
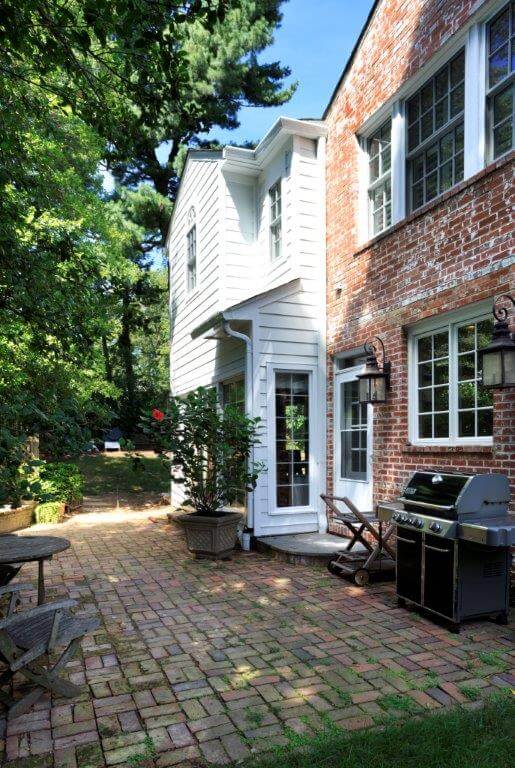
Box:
325;0;515;518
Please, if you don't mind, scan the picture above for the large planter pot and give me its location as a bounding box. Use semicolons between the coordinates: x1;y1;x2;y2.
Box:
178;511;242;559
0;500;37;534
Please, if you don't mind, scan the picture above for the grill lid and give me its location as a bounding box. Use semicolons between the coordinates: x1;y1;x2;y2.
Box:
399;471;510;520
402;472;469;508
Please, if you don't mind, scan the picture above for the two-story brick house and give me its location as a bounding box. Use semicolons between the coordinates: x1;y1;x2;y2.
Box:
324;0;514;526
168;118;328;537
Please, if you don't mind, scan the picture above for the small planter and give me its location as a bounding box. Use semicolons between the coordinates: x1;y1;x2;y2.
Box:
0;500;37;534
178;511;242;559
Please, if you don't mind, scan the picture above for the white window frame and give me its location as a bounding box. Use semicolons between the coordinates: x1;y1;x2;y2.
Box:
357;0;511;242
269;179;282;261
185;206;197;293
485;1;515;161
267;362;317;516
366;120;392;236
408;304;494;447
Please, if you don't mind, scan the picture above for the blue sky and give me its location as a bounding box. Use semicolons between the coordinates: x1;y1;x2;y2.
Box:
206;0;376;146
110;1;375;185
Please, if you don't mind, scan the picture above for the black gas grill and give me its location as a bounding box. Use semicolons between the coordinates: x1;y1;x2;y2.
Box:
378;471;514;631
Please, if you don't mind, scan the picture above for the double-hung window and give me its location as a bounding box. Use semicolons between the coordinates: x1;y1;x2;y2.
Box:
411;313;494;444
186;223;197;292
269;180;282;261
367;121;392;235
486;3;514;159
406;50;465;212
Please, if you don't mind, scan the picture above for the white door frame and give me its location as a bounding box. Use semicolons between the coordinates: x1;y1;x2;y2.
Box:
334;365;374;511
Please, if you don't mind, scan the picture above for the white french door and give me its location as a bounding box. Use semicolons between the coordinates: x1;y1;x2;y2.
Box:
334;367;373;511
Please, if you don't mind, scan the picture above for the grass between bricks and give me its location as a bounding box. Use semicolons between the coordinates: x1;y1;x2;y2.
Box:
212;694;514;768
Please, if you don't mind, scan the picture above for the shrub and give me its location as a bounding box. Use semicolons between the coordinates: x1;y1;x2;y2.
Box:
142;388;264;515
38;462;84;505
34;501;64;525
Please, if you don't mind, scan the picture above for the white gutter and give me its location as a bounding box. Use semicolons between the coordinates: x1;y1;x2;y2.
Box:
222;320;255;530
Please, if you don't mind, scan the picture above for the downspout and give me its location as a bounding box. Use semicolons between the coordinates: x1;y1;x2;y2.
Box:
222;320;255;530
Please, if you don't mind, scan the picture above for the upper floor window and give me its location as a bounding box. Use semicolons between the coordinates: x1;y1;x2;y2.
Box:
487;3;514;158
269;180;282;261
186;207;197;292
410;313;494;444
368;120;392;235
406;50;465;211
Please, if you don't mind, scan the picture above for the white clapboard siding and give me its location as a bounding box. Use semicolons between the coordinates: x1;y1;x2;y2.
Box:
168;122;326;528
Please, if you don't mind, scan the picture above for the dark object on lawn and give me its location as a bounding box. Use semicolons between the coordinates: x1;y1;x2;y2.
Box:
378;470;514;631
0;583;99;719
322;495;396;586
82;441;99;454
104;427;122;451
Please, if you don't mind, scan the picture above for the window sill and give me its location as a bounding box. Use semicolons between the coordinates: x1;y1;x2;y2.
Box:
403;442;493;455
353;149;515;257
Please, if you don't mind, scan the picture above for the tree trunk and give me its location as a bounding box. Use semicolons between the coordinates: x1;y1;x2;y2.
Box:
118;288;137;434
101;334;113;382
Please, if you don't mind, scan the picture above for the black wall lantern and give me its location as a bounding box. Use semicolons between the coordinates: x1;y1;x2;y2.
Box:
480;294;515;389
357;336;391;404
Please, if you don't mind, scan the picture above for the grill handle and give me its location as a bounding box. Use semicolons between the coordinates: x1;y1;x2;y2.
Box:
424;544;452;554
396;535;417;545
397;498;454;511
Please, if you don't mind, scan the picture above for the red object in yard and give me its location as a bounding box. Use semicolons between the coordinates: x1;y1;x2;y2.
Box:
152;409;165;421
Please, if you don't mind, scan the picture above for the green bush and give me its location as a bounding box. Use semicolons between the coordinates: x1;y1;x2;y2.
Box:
38;462;84;505
34;501;64;524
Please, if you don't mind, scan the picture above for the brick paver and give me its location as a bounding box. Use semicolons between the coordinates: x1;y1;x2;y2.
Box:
0;506;513;766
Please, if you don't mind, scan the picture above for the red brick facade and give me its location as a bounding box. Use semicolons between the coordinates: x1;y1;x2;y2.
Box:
325;0;515;514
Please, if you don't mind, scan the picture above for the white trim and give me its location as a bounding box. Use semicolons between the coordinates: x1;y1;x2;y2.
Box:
408;303;494;447
334;365;374;509
266;362;319;517
391;100;406;224
465;23;487;177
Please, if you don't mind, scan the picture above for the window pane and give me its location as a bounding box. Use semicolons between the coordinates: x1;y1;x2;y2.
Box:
419;362;433;387
459;411;475;437
478;409;493;437
433;332;448;358
489;8;510;52
458;353;475;380
458;324;475;352
419;415;432;438
419;388;432;412
489;44;510;85
418;336;432;361
340;380;367;480
276;373;309;507
434;412;449;438
434;386;449;411
458;381;475;409
434;359;449;385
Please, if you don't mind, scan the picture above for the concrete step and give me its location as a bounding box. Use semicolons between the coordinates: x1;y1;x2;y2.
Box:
256;532;367;566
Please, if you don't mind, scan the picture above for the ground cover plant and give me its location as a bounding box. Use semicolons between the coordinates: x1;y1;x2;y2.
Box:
76;453;170;496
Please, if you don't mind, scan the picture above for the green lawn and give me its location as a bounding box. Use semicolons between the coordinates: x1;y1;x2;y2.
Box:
231;695;514;768
75;453;170;496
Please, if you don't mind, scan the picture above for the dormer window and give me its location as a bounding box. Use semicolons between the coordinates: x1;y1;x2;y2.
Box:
269;180;282;261
186;207;197;292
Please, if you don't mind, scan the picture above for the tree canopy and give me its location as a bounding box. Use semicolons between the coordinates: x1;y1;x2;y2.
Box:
0;0;292;486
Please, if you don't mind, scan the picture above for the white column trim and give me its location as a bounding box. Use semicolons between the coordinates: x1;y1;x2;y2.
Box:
391;99;406;224
464;22;487;178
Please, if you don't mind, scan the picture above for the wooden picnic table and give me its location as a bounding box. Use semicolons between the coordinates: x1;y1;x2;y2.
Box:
0;535;70;605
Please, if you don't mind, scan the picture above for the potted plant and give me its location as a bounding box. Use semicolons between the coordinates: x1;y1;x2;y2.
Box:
144;387;263;559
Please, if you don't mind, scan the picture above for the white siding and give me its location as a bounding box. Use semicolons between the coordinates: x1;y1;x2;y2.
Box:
168;125;326;529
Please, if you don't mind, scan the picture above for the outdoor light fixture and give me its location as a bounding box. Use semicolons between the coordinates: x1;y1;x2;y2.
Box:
480;294;515;389
357;336;391;404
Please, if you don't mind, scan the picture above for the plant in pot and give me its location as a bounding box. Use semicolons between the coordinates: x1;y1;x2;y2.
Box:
143;387;263;559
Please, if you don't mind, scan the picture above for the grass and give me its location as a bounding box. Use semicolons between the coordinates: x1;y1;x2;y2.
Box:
75;453;170;496
218;694;514;768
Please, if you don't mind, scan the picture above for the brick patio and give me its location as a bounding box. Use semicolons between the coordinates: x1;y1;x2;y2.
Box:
1;506;513;767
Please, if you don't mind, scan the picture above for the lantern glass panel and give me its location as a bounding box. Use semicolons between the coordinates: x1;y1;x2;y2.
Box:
358;377;370;404
505;348;515;385
482;350;503;387
371;376;387;403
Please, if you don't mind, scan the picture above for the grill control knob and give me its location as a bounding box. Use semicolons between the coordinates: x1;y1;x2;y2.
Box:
429;522;442;533
407;517;414;526
415;519;424;528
